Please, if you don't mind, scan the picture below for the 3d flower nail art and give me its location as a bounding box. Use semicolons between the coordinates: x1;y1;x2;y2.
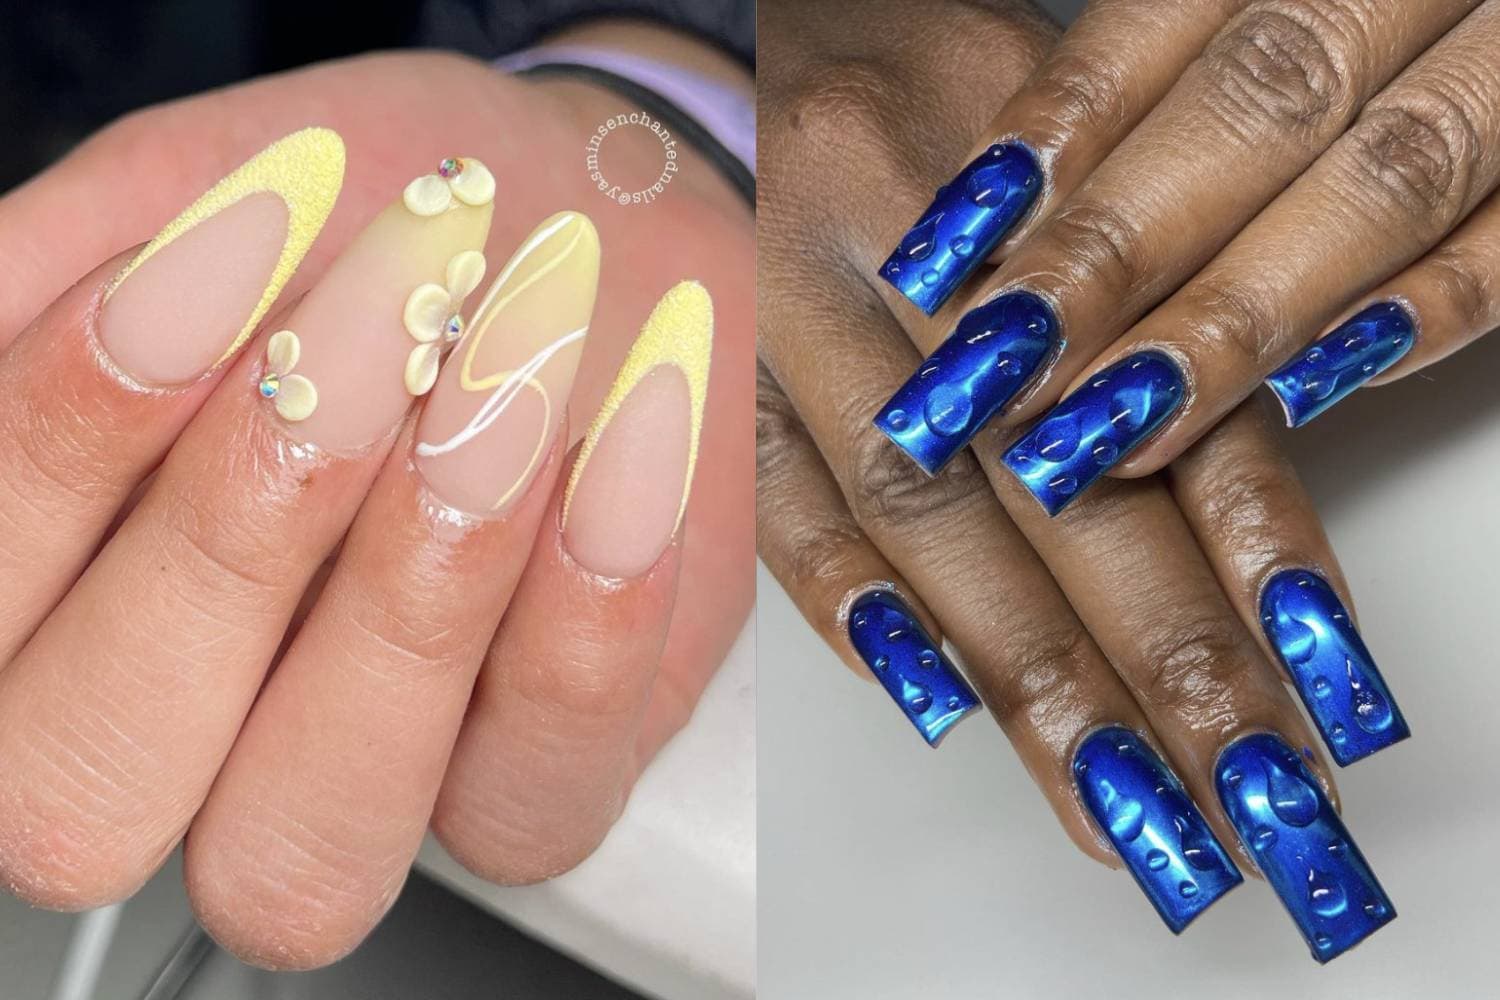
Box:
259;330;318;422
402;249;487;396
402;157;496;217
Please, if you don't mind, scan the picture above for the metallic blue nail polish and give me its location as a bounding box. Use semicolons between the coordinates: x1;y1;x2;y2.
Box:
1266;301;1415;427
1260;570;1409;767
1002;351;1184;515
1216;733;1396;963
878;142;1042;315
874;291;1057;474
1074;727;1242;933
847;590;979;746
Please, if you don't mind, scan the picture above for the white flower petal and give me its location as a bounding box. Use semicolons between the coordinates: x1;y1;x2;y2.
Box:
445;250;486;302
403;174;452;216
403;283;451;343
274;374;318;421
265;329;300;374
404;343;441;396
450;159;495;207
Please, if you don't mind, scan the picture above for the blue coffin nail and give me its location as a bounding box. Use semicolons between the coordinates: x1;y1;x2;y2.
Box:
1074;727;1242;933
847;590;979;746
875;291;1057;473
1266;302;1415;427
1216;734;1396;963
878;142;1042;315
1003;351;1184;515
1260;570;1409;766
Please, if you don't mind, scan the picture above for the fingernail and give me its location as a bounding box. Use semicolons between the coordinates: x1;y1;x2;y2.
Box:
875;291;1057;473
846;590;978;746
561;280;712;576
99;127;345;385
1074;727;1241;934
1003;351;1184;515
415;212;599;515
1216;733;1396;963
258;156;495;448
878;142;1041;315
1266;302;1415;427
1260;570;1409;766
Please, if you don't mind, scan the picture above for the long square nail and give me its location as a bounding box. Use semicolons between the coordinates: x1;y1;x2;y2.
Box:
878;142;1041;315
1216;733;1396;962
1074;727;1242;933
1003;351;1184;515
1260;570;1409;766
1266;302;1414;427
846;590;978;746
874;291;1056;473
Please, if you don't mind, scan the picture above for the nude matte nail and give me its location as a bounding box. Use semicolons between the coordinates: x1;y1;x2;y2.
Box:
257;157;495;448
414;211;600;514
99;127;345;385
561;280;712;578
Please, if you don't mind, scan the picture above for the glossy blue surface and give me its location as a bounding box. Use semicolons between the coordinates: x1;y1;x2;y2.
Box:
878;143;1041;315
875;292;1057;474
1216;734;1396;963
847;590;979;746
1261;570;1410;766
1074;727;1242;933
1266;302;1415;427
1002;351;1184;515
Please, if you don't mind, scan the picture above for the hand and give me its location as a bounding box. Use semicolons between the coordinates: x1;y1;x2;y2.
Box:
868;0;1500;511
759;0;1404;960
0;49;753;967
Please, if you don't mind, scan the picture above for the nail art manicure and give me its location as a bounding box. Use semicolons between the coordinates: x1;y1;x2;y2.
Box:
846;590;979;746
416;212;599;516
1266;302;1415;427
878;142;1041;315
562;280;712;577
260;156;494;447
100;127;345;385
1216;733;1396;963
1260;570;1409;766
1003;351;1184;515
874;291;1056;474
1074;727;1241;933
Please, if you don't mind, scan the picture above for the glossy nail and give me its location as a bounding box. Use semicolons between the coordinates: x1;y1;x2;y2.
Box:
1266;302;1415;427
878;142;1041;315
258;156;495;447
846;590;979;746
562;281;712;577
1074;727;1241;933
1216;733;1395;963
416;212;599;516
100;127;345;385
875;291;1056;473
1260;570;1409;766
1003;351;1184;515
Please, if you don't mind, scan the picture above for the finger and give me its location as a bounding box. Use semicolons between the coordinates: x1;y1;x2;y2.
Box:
0;165;493;909
1169;399;1409;766
1055;2;1500;478
0;129;343;663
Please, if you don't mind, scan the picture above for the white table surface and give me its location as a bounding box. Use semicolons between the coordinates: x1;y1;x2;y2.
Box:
758;333;1500;999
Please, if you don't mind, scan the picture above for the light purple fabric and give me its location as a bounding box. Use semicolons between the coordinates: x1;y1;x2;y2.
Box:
496;44;755;174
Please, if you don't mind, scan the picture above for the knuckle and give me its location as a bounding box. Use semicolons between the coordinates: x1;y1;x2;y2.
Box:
1203;5;1353;140
755;365;804;484
1345;92;1475;232
1040;198;1152;301
1426;247;1494;330
842;427;989;533
1034;51;1132;137
432;794;607;888
773;59;898;167
1191;459;1293;570
986;624;1095;725
1182;277;1285;370
1138;610;1251;722
159;495;284;598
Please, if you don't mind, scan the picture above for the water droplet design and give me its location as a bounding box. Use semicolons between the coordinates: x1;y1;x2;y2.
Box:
1328;839;1346;857
1099;779;1145;842
967;164;1014;207
1364;900;1388;919
1178;881;1199;899
1047;474;1078;496
1035;413;1082;461
1312;676;1332;698
1264;757;1319;827
918;650;938;670
1177;815;1223;872
1343;332;1371;352
1314;933;1333;951
1330;723;1347;745
852;612;868;629
995;352;1019;375
873;656;888;672
1107;386;1152;432
1347;656;1394;734
1091;441;1118;466
1276;616;1318;664
886;409;909;431
1253;826;1278;851
920;269;941;288
924;384;973;437
1361;362;1376;375
902;679;933;714
1223;767;1243;787
898;217;939;262
947;696;962;710
1308;868;1348;917
1146;850;1169;872
949;235;975;258
1306;347;1325;364
1302;375;1334;400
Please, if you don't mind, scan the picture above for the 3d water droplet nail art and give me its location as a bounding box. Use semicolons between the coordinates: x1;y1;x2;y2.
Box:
846;590;979;746
875;291;1057;473
1003;351;1184;515
1074;727;1242;934
878;143;1041;315
1216;733;1395;962
1265;302;1414;427
1260;569;1409;766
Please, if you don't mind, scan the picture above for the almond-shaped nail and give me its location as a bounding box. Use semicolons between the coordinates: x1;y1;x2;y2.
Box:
414;211;600;514
257;156;495;448
99;127;345;385
561;280;712;578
